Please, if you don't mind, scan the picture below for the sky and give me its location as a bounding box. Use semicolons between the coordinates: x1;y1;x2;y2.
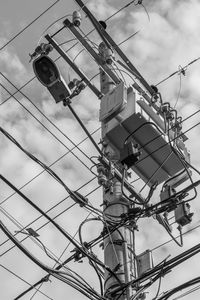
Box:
0;0;200;299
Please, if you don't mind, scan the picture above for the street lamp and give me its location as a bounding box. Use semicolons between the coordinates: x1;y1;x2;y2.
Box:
33;55;71;103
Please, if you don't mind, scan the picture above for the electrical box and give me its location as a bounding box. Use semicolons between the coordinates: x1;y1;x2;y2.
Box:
175;203;193;226
136;250;152;277
160;185;176;203
99;81;127;122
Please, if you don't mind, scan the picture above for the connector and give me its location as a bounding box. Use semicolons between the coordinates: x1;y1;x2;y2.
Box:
70;191;88;207
120;142;140;169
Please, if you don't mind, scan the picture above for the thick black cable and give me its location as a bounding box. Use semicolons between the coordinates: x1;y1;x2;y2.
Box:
0;175;120;288
110;242;200;296
0;220;104;300
67;103;103;156
157;277;200;300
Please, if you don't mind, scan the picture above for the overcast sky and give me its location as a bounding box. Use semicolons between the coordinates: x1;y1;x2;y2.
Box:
0;0;200;299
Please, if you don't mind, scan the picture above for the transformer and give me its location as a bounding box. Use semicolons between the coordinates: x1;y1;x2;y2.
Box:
101;84;190;186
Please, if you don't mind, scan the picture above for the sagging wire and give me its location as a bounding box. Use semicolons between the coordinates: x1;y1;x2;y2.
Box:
15;209;100;299
157;277;200;300
173;65;184;108
37;14;72;45
0;219;106;300
172;283;200;300
0;175;121;298
135;0;150;22
0;174;112;277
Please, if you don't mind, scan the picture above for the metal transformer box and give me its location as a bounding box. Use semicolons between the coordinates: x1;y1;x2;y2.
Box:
101;85;189;186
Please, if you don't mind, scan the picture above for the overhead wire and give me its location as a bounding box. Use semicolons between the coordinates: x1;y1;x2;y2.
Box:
14;207;97;299
155;57;200;87
0;126;100;207
0;0;60;51
0;264;54;300
0;176;96;255
0;219;105;300
0;74;98;172
172;283;200;300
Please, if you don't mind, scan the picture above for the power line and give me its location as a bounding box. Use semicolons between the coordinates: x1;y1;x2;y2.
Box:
152;222;200;252
172;284;200;300
0;0;60;51
0;264;53;300
0;74;97;172
0;127;99;206
155;57;200;87
0;178;98;257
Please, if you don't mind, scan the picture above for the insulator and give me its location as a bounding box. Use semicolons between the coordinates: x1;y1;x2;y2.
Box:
77;80;86;91
98;174;108;186
98;42;114;64
97;164;106;174
41;43;53;55
104;47;114;65
73;11;81;27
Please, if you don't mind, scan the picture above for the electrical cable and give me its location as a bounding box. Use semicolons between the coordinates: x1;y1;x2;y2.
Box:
37;14;72;45
0;220;104;300
0;126;100;207
0;0;60;51
0;74;97;171
0;174;100;266
0;125;102;216
157;277;200;300
0;180;98;259
0;264;53;300
67;103;103;156
172;283;200;300
0;175;120;292
111;242;200;297
15;209;97;299
155;57;200;87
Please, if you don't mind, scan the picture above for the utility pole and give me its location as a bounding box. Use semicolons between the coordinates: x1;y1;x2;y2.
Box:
29;3;195;300
98;42;137;300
